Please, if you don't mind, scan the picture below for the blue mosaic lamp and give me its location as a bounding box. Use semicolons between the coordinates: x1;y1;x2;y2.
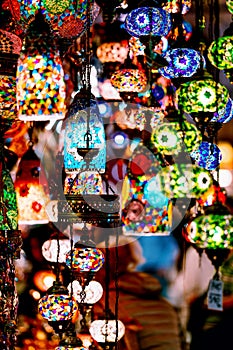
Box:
63;89;106;173
190;141;222;171
211;97;233;124
124;7;172;38
158;48;201;79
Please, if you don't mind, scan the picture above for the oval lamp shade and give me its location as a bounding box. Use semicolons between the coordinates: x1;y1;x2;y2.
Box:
16;16;66;121
14;145;50;225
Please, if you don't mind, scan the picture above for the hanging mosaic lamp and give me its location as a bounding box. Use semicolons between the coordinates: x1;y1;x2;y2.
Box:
151;119;202;155
158;48;201;79
226;0;233;14
96;41;129;64
177;77;229;114
68;280;103;305
155;163;213;199
190;141;222;171
42;235;71;263
208;36;233;70
121;176;173;236
162;0;192;14
40;0;100;38
63;89;106;174
16;15;67;121
66;239;105;283
110;68;148;93
124;7;172;38
183;203;233;250
14;145;50;225
38;280;78;327
210;97;233;123
89;319;125;347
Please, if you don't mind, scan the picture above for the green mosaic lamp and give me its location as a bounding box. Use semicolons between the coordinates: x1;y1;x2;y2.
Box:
208;36;233;70
183;203;233;250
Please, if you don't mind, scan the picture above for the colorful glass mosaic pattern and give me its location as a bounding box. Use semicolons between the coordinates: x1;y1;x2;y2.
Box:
162;0;192;14
0;76;18;127
0;30;22;54
42;0;70;14
159;48;201;79
0;169;18;230
155;163;213;198
208;36;233;70
183;210;233;249
177;79;229;113
226;0;233;14
151;120;201;155
125;7;172;38
16;31;66;121
211;98;233;123
66;247;105;272
38;293;78;321
64;95;106;173
40;0;99;38
190;141;222;171
110;69;147;92
64;171;104;195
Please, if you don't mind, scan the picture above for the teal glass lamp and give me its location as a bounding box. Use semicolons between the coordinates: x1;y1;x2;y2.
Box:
63;89;106;174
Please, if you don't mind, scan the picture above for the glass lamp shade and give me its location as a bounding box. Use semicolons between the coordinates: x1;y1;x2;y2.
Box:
124;7;172;38
158;48;201;79
177;78;229;113
211;97;233;123
151;120;201;155
155;164;213;198
96;41;129;63
63;89;106;173
64;171;104;195
197;182;227;207
0;76;18;133
40;0;100;38
14;146;50;225
38;281;78;322
66;246;105;273
208;36;233;70
121;175;173;236
0;29;22;55
42;238;70;263
110;68;147;93
16;21;66;121
89;319;125;344
67;280;103;305
0;168;18;230
162;0;192;14
190;141;222;171
226;0;233;13
183;204;233;249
